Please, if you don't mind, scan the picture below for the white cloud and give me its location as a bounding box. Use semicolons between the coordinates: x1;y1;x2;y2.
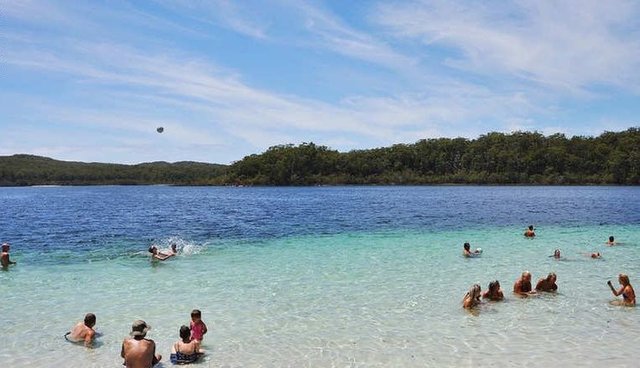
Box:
373;0;640;92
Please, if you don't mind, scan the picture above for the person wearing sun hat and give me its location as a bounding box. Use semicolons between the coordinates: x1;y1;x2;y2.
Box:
121;320;162;368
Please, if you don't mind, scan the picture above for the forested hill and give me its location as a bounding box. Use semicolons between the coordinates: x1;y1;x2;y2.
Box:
1;128;639;186
229;128;640;185
0;155;227;186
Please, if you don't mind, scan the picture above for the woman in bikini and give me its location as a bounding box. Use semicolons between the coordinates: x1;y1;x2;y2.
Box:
607;273;636;306
170;325;203;364
462;284;482;309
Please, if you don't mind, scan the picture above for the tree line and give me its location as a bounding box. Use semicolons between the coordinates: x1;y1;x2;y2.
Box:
228;128;640;185
0;155;227;186
1;128;639;186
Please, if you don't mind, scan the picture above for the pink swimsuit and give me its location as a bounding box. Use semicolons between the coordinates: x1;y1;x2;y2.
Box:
190;321;205;341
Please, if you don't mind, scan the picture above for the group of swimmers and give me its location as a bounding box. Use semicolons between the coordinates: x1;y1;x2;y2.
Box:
461;227;636;309
64;309;208;367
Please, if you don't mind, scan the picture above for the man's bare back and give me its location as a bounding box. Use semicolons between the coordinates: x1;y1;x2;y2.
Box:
121;338;161;368
66;321;95;346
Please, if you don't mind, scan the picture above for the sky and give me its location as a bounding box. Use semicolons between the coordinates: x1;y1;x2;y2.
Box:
2;0;639;164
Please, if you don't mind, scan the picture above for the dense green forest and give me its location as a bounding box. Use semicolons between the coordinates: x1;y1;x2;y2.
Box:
0;155;227;186
1;128;639;186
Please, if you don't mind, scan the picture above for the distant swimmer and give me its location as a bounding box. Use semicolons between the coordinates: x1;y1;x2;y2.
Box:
64;313;97;347
551;249;561;259
590;252;601;259
606;236;618;246
524;225;536;238
159;243;178;257
462;284;482;309
513;271;536;296
463;242;481;258
1;242;17;269
149;245;174;261
482;280;504;301
607;274;636;306
535;272;558;292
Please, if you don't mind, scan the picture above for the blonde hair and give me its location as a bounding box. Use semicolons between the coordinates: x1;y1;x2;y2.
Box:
619;274;630;285
463;284;482;303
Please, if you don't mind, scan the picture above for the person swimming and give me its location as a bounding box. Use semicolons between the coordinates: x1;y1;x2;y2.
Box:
535;272;558;292
524;225;536;238
513;271;536;296
149;245;173;261
551;249;561;259
463;284;482;309
462;242;481;258
482;280;504;301
606;236;617;246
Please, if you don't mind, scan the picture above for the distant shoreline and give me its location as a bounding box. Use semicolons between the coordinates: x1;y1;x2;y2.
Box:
2;128;639;186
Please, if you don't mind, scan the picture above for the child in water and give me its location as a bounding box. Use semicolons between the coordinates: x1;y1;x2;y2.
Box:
190;309;208;343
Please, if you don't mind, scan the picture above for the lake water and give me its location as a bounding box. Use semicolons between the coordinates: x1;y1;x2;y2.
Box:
0;186;639;367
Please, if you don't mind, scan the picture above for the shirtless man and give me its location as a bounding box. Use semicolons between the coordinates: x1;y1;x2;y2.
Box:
535;272;558;292
149;246;173;261
1;243;17;269
524;225;536;238
513;271;536;296
159;243;178;257
606;236;617;246
121;320;162;368
65;313;97;347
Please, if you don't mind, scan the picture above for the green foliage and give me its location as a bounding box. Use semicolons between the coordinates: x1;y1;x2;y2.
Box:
1;128;639;186
0;155;228;186
227;128;640;185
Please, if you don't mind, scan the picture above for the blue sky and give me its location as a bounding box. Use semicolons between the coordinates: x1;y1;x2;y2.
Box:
2;0;639;164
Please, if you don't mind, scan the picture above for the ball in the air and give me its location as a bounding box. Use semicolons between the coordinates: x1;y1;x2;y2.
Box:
156;127;164;133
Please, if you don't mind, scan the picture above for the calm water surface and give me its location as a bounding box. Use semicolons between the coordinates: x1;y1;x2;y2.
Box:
0;186;639;367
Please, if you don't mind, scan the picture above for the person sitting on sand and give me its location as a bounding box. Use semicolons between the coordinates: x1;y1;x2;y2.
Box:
524;225;536;238
513;271;536;296
482;280;504;301
462;242;480;258
170;325;204;365
149;245;173;261
1;243;17;269
535;272;558;292
463;284;482;309
64;313;97;347
607;274;636;306
606;236;617;246
121;320;162;368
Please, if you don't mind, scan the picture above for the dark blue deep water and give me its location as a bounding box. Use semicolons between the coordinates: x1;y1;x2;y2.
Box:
1;186;639;264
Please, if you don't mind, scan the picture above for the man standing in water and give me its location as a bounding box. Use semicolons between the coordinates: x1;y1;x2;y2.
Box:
65;313;97;347
514;271;536;296
1;242;17;269
121;320;162;368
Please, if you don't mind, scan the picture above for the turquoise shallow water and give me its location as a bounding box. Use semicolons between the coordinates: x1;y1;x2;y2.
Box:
0;186;639;367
